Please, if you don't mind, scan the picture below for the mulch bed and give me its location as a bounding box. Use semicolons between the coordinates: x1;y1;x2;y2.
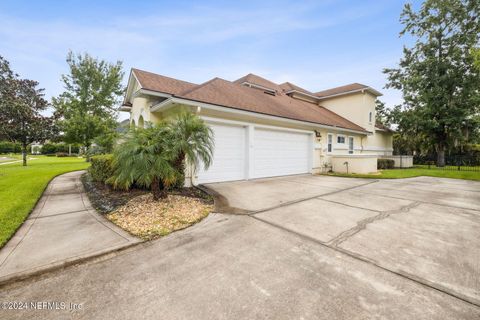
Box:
81;173;214;240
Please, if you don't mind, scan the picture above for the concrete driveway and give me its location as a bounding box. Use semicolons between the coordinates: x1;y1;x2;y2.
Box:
0;175;479;319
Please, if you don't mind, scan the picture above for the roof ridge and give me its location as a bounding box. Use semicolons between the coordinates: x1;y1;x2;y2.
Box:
132;68;197;86
179;77;224;96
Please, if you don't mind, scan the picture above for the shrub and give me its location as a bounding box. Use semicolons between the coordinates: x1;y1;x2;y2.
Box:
377;159;395;169
89;154;114;183
0;141;21;154
41;143;57;154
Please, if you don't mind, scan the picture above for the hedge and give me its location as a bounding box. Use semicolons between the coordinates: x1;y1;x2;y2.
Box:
89;154;114;183
41;143;80;155
377;159;395;170
0;141;21;154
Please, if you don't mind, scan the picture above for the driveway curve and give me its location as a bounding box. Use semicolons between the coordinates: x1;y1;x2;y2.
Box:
0;171;140;284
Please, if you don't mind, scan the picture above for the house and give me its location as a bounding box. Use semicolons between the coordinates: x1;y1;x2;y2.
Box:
120;68;394;184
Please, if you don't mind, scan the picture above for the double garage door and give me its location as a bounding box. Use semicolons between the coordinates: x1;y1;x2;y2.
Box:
197;122;311;184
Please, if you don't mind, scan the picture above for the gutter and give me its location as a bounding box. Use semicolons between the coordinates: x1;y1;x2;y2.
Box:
152;96;370;135
317;87;383;100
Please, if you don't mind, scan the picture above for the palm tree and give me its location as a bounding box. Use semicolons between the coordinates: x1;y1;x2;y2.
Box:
109;125;178;200
167;112;214;183
110;112;214;200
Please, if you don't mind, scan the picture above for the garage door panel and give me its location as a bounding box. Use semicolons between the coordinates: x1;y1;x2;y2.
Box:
196;124;246;184
253;129;310;179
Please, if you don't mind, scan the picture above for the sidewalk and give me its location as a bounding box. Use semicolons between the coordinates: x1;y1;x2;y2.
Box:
0;171;140;284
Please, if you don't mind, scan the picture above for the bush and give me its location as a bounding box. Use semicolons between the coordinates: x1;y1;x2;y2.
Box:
89;154;114;183
41;143;57;154
0;141;21;154
377;159;395;169
41;143;80;155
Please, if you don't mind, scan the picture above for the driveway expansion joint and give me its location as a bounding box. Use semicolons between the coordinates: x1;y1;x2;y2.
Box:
247;180;380;216
250;213;480;309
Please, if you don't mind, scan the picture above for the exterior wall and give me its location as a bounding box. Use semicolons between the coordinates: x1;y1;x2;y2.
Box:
380;155;413;168
321;92;376;133
129;96;163;127
331;155;378;174
128;95;392;182
362;130;393;156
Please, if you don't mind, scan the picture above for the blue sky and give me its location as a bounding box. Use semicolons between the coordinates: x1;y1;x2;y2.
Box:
0;0;417;120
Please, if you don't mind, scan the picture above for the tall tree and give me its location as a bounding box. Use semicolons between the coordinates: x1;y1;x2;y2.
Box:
0;56;55;166
384;0;480;166
53;51;124;153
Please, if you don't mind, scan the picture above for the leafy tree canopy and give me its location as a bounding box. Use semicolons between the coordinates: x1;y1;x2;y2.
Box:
0;55;56;165
53;51;124;149
384;0;480;166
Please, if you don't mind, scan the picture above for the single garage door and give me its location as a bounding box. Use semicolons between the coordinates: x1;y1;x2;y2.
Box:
253;128;310;179
196;123;246;184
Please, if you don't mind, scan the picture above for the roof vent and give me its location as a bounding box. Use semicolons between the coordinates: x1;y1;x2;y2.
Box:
242;82;276;96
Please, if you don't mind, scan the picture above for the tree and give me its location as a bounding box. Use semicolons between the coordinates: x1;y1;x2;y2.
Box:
375;99;391;125
384;0;480;166
110;113;214;200
53;51;124;154
0;56;56;166
167;112;214;182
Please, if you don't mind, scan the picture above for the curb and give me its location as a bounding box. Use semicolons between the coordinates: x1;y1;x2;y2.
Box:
0;240;145;289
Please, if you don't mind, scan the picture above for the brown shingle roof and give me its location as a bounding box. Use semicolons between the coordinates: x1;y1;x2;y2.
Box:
233;73;281;92
375;121;394;132
179;78;366;132
132;68;197;95
129;68;371;132
315;83;369;98
279;82;314;95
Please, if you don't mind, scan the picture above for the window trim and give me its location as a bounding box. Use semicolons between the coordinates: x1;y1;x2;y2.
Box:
348;136;354;154
327;133;333;154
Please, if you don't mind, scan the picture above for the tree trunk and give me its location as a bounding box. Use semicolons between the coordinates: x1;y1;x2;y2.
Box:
22;143;27;166
437;145;446;167
151;176;167;200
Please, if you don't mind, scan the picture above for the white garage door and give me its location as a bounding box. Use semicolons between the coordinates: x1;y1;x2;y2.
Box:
196;123;246;184
253;128;310;179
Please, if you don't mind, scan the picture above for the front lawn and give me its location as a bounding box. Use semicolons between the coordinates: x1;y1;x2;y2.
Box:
324;166;480;181
0;156;90;247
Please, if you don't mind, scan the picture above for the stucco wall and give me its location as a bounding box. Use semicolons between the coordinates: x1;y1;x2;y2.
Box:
363;130;393;155
331;155;378;174
321;92;377;133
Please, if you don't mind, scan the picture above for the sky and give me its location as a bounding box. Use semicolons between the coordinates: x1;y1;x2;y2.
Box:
0;0;418;121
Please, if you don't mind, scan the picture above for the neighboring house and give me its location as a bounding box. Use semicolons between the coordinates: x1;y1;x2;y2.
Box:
120;68;394;184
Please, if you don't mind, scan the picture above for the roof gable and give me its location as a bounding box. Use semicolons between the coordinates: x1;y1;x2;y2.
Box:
132;68;197;95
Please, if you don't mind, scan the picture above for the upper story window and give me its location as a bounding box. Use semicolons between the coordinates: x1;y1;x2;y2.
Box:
337;135;346;144
369;111;373;123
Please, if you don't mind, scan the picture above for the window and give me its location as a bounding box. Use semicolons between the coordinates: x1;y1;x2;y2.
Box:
348;137;354;154
337;135;345;144
369;112;372;123
327;133;333;153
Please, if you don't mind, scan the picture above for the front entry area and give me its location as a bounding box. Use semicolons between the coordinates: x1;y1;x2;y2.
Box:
196;121;312;184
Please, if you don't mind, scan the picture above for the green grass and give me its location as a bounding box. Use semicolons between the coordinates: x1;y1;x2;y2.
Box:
0;156;90;247
324;166;480;181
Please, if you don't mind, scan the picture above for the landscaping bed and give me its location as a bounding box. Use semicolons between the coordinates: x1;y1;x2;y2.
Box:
82;173;214;240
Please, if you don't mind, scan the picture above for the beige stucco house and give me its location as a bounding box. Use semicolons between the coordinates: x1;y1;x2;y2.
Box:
120;69;394;185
